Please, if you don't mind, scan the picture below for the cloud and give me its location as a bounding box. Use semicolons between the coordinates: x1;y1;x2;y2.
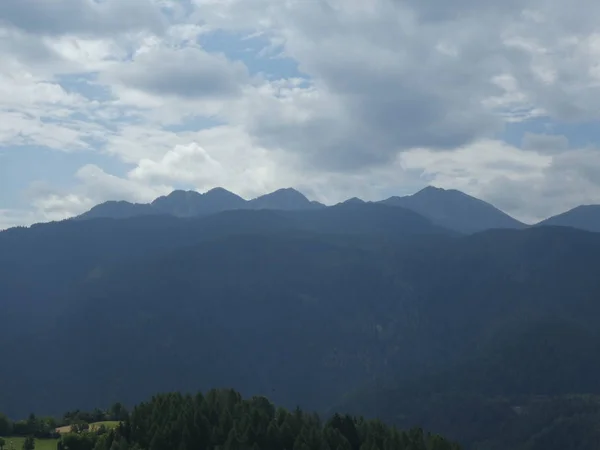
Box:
108;46;249;99
24;165;173;222
208;0;505;170
4;0;600;229
477;147;600;222
126;127;281;197
0;0;165;37
522;133;569;154
0;209;37;230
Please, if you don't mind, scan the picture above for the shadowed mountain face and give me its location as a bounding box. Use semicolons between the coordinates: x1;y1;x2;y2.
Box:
380;186;526;234
0;202;449;417
3;202;600;449
537;205;600;232
0;202;450;339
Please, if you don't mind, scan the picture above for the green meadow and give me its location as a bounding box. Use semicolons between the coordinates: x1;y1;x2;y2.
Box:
0;437;58;450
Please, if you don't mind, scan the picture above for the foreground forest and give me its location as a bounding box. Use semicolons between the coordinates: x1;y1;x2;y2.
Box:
3;200;600;449
0;390;459;450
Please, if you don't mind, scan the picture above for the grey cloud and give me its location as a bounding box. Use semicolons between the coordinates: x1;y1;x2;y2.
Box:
484;159;541;173
482;149;600;222
522;133;569;154
496;2;600;122
240;1;506;171
110;47;249;99
0;27;61;68
190;0;600;174
398;0;524;22
0;0;165;37
553;149;600;186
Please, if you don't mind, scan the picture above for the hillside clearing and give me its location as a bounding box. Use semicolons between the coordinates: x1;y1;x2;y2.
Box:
0;437;57;450
55;421;120;434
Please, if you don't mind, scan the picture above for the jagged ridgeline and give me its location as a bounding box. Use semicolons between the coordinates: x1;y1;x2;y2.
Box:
0;390;460;450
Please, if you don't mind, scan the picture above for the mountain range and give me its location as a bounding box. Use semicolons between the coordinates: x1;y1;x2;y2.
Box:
4;185;600;449
71;185;600;234
77;187;324;221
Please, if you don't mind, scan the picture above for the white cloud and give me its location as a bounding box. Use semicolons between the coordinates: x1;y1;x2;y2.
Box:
0;209;37;230
127;127;282;198
24;166;173;222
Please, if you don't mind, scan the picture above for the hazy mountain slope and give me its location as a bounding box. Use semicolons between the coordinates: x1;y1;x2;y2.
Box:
536;204;600;232
381;186;525;233
248;188;325;210
151;188;247;216
77;201;157;220
75;187;324;220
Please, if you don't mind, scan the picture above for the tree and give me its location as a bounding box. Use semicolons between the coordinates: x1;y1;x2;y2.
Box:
22;437;34;450
71;422;89;434
0;414;11;436
109;404;128;422
0;437;6;450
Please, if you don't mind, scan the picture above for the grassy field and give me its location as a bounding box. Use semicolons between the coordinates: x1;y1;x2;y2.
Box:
1;421;120;450
0;437;58;450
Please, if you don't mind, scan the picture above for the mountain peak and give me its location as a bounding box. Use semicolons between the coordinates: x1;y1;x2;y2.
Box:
342;197;366;205
205;187;237;195
249;188;319;210
380;186;524;233
203;187;245;201
414;185;469;199
151;189;201;205
168;189;200;198
417;185;446;194
150;188;245;216
538;204;600;232
270;187;306;197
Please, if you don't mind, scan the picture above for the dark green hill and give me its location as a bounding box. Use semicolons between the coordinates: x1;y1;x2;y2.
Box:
3;213;600;450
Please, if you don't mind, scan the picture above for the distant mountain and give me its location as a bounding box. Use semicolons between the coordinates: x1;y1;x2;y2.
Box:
46;185;600;235
151;188;247;217
341;197;366;205
77;201;157;220
536;205;600;232
248;188;325;210
381;186;525;233
76;187;324;221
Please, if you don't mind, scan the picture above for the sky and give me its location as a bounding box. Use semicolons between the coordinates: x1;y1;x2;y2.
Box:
2;0;600;230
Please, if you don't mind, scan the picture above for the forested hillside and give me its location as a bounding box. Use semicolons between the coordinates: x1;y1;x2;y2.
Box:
0;390;459;450
3;203;600;449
